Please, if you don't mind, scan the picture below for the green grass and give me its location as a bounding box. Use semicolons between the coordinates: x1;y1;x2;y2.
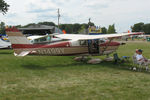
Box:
0;41;150;100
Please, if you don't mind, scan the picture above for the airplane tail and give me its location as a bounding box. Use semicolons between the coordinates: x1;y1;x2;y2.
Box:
6;31;31;45
6;27;32;56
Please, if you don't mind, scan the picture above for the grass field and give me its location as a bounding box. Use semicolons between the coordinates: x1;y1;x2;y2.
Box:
0;41;150;100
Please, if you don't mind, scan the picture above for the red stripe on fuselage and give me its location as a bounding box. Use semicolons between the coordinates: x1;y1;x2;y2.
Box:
12;42;70;49
100;41;120;46
12;41;120;49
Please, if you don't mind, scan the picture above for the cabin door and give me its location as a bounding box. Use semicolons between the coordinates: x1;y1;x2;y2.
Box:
88;40;99;54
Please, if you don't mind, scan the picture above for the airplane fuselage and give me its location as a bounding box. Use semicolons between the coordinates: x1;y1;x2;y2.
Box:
12;40;120;56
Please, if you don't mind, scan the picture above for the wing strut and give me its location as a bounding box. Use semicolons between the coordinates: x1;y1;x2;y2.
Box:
101;38;113;55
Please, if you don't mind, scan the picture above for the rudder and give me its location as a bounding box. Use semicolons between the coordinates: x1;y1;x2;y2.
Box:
6;32;31;45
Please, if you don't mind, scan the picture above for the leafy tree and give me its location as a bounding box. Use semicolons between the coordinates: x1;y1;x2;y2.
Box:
15;25;22;28
59;23;88;34
143;23;150;34
81;23;89;29
23;23;36;28
0;0;9;14
112;24;116;33
59;24;73;33
101;27;107;34
78;23;89;34
131;22;144;32
59;24;66;30
107;25;111;34
88;21;94;26
65;24;73;33
38;21;55;26
59;24;72;33
107;24;116;34
0;22;5;34
73;23;81;34
78;25;86;34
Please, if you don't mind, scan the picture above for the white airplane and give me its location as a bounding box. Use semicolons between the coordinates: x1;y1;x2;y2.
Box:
6;27;143;57
0;38;11;49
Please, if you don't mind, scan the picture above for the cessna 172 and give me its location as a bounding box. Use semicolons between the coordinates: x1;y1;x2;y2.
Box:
6;28;143;57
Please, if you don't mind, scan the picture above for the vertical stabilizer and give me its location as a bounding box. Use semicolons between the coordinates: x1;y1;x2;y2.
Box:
6;32;31;45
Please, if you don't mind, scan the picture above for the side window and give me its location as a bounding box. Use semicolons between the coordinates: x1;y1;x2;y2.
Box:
40;38;46;42
34;39;39;43
47;36;51;42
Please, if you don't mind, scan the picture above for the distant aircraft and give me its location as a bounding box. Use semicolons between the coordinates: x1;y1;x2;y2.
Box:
0;38;11;49
6;28;143;57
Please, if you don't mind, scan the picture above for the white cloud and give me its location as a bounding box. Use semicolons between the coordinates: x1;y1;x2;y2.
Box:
1;0;150;32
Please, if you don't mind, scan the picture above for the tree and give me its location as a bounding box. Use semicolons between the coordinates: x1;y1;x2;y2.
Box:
0;0;9;14
107;24;116;34
0;22;5;34
38;21;55;26
78;23;89;34
59;24;66;30
73;23;81;34
65;24;73;33
101;27;107;34
143;23;150;34
131;22;144;32
15;25;22;28
59;23;88;34
81;23;89;29
23;23;36;28
59;24;73;33
111;24;116;33
88;21;94;26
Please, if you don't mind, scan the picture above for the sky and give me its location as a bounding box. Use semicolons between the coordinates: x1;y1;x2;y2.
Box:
0;0;150;32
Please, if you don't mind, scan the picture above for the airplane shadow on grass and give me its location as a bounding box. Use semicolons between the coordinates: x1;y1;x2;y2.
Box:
22;63;48;70
21;62;86;70
0;52;12;54
21;61;150;74
21;60;129;70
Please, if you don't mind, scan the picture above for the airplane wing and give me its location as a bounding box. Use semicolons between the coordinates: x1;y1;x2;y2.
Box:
54;32;143;40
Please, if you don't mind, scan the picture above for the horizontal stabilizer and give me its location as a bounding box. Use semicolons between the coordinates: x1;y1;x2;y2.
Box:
14;51;31;57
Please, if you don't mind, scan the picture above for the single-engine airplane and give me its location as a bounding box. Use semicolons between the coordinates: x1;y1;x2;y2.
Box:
6;28;143;57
